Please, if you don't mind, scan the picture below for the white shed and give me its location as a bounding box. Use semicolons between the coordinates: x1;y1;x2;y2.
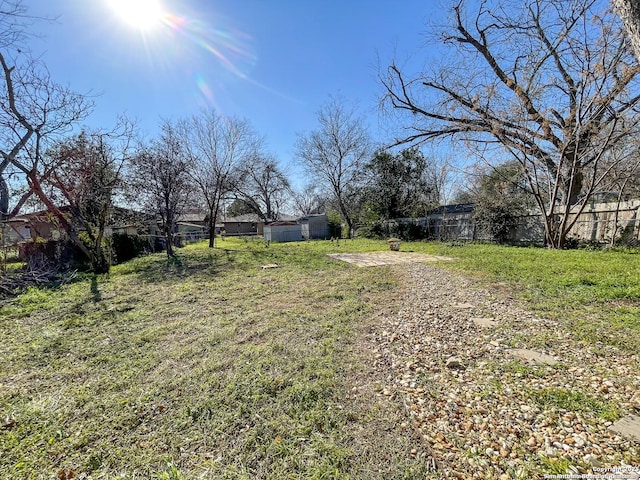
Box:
264;222;303;242
298;214;329;240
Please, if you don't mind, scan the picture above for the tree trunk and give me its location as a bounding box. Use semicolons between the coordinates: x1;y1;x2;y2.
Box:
90;248;110;274
208;202;221;248
164;223;174;257
208;224;215;248
612;0;640;61
565;166;584;207
335;195;354;238
0;176;8;216
208;217;215;248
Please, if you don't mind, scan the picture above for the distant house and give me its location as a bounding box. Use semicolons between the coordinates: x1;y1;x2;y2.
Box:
223;214;265;236
2;207;158;248
2;209;67;245
177;211;208;227
108;224;139;236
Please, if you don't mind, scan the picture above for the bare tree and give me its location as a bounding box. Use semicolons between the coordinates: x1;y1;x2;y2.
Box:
233;154;292;222
0;50;94;269
0;0;40;50
0;1;62;217
295;97;370;238
178;110;259;248
44;122;134;273
382;0;640;248
129;121;192;257
292;184;329;216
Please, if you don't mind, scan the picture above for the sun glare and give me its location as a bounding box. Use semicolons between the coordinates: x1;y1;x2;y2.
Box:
110;0;165;30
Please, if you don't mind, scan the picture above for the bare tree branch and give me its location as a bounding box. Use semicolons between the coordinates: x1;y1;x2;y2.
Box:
381;0;640;248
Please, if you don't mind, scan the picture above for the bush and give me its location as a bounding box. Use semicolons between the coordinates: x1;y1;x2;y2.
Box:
473;204;519;244
111;233;151;264
359;220;430;241
327;215;343;238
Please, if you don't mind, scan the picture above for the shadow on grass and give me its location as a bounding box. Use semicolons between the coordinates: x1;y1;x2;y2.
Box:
90;274;101;303
129;250;235;285
122;242;346;286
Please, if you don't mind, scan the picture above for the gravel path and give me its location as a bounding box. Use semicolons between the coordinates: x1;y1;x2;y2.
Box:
369;263;640;479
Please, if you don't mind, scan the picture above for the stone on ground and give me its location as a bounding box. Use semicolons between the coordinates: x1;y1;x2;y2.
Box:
506;348;558;365
472;317;497;328
610;415;640;441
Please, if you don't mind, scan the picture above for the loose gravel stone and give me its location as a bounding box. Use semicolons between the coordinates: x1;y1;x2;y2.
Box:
368;263;640;479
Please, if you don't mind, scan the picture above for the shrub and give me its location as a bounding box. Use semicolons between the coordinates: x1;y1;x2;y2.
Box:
327;215;343;239
111;233;151;264
360;220;430;241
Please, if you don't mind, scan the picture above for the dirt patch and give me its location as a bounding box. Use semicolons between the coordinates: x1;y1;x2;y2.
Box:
327;251;453;267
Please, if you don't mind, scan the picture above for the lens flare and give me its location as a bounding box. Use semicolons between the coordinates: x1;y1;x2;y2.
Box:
162;12;257;79
195;74;215;102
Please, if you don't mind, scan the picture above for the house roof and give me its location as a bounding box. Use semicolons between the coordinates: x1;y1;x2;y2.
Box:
176;222;207;229
224;214;263;223
296;213;327;222
177;212;207;223
112;224;137;229
6;206;72;222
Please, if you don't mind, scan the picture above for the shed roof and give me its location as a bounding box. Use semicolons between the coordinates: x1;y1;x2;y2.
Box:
266;221;298;227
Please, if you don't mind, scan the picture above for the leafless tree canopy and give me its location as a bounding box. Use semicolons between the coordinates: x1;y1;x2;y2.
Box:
295;97;370;237
0;0;43;51
0;52;93;215
129;121;192;257
233;154;291;222
292;184;328;216
0;1;86;219
381;0;640;247
178;109;261;247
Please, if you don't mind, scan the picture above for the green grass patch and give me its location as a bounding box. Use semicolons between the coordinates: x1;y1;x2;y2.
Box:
0;238;431;479
526;388;621;421
488;360;548;378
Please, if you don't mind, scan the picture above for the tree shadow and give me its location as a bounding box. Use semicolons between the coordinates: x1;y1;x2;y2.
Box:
90;274;101;303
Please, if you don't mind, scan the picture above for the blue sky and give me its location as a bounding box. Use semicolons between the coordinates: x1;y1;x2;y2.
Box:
25;0;440;185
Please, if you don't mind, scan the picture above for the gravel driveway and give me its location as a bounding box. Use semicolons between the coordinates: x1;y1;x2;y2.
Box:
368;263;640;479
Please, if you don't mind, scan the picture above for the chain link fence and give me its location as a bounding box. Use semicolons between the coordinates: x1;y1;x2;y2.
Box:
424;214;640;247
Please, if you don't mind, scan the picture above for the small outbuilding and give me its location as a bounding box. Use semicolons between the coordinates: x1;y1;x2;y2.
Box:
298;214;329;240
263;222;302;242
263;214;329;242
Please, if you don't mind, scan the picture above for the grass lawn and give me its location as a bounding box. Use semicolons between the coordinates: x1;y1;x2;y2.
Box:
1;237;639;478
0;237;433;479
